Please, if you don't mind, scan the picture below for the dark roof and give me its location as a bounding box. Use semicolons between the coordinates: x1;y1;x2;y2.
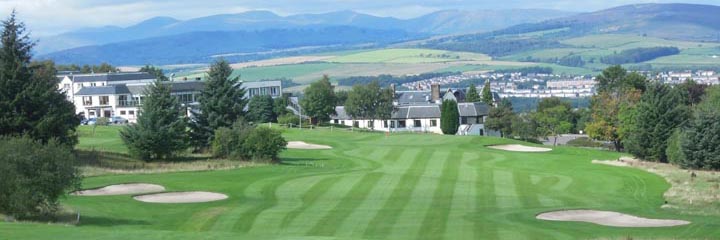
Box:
458;102;491;117
333;106;351;120
69;72;156;83
75;85;130;95
395;91;434;105
127;81;204;95
392;105;441;119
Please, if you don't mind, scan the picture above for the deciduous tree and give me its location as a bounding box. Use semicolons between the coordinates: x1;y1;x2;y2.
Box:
300;75;336;124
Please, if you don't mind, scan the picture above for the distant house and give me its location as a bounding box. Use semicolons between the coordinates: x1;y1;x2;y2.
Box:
242;80;283;99
57;72;157;102
331;83;499;136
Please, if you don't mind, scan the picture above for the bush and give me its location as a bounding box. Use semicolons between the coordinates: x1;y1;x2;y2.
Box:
244;127;287;162
95;117;110;126
0;136;81;219
211;122;287;162
277;113;309;127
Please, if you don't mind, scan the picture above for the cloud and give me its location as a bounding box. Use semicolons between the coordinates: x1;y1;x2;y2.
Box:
1;0;718;36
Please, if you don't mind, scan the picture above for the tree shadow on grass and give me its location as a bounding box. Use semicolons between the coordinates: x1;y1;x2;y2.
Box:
78;215;151;227
280;157;330;166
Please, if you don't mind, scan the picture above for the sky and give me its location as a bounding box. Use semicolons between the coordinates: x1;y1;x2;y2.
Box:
1;0;719;36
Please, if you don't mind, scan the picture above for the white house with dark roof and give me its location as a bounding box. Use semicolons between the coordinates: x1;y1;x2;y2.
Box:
331;83;497;135
58;72;157;102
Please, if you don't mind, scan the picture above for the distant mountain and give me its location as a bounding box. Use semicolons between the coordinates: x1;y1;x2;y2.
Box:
40;27;422;65
420;3;720;57
37;9;575;54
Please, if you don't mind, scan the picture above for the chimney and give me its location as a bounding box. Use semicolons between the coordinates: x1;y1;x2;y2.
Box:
431;83;440;102
390;83;396;94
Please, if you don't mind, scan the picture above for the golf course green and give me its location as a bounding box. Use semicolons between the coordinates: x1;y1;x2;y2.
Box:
1;128;718;239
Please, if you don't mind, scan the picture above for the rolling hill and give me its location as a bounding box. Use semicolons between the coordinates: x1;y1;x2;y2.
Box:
36;9;575;54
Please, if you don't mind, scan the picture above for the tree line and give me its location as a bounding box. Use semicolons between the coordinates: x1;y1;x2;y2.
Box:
600;47;680;65
336;72;460;87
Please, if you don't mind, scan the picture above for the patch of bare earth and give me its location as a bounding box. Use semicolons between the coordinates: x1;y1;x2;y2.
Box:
72;183;165;196
593;157;720;216
287;141;332;150
537;210;690;227
487;144;552;152
133;192;228;203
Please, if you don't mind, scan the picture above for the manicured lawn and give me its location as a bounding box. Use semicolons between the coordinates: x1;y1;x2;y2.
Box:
4;128;719;239
77;125;128;154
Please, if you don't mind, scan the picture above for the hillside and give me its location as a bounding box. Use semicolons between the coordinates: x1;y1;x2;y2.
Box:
36;9;574;54
40;27;422;65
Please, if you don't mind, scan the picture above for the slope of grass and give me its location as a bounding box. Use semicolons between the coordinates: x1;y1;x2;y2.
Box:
2;128;719;239
328;48;491;63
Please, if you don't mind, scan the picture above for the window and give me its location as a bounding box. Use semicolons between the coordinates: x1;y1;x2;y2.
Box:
129;111;135;115
334;119;338;124
82;96;93;106
120;110;126;115
63;84;70;89
383;121;388;128
461;117;468;124
398;120;406;128
353;121;359;128
99;96;109;105
430;120;438;127
368;121;374;128
89;111;96;116
340;121;345;125
90;83;96;87
414;120;422;127
390;121;396;128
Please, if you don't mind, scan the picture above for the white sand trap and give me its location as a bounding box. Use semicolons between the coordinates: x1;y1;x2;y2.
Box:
72;183;165;196
537;210;690;227
592;160;631;167
133;191;228;203
287;141;332;150
488;144;552;152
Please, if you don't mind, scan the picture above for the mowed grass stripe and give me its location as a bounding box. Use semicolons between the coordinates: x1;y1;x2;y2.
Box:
474;153;501;239
513;171;542;207
362;149;433;239
494;170;522;209
282;174;364;234
278;176;343;229
443;152;479;239
417;151;463;239
386;150;449;240
333;148;417;238
306;172;384;236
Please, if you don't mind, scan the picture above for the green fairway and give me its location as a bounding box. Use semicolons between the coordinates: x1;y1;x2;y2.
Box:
2;128;718;239
76;125;128;153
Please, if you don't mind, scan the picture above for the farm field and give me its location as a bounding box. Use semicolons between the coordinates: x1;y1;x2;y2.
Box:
2;128;719;239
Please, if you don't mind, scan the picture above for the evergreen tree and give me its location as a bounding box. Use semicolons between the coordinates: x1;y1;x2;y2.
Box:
440;100;459;135
625;83;690;162
190;59;246;148
247;95;275;123
465;83;481;102
121;80;188;161
486;98;514;137
679;86;720;170
300;75;336;124
0;12;79;146
481;80;493;104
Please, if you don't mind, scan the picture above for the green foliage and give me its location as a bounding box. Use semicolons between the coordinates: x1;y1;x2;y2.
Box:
139;65;168;81
534;105;572;146
337;72;461;87
600;47;680;64
244;127;287;162
120;80;188;161
277;113;306;126
57;63;118;74
95;117;110;126
511;113;539;142
190;59;247;148
344;81;394;128
0;14;79;147
440;100;459;135
335;90;349;106
211;121;253;160
481;80;493;104
0;136;81;219
212;121;286;162
247;95;276;123
301;75;336;124
624;83;690;162
679;86;720;170
465;83;480;102
676;79;708;106
272;94;290;118
666;129;683;165
595;65;647;94
485;98;514;137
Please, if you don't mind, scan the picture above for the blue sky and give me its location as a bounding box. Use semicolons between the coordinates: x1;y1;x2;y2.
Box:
1;0;719;36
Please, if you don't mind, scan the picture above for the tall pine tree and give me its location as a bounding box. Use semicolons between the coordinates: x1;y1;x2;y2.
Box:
440;100;459;135
120;80;188;161
190;59;246;148
481;80;493;105
465;83;481;102
0;11;79;146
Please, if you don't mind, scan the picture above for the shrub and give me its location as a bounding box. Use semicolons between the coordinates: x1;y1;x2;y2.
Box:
211;121;253;159
666;129;684;165
244;127;287;162
0;136;81;219
95;117;110;126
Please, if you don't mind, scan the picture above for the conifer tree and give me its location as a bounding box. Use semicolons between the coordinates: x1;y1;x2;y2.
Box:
440;100;459;135
465;83;481;102
121;80;188;161
190;59;246;148
0;11;79;146
481;80;493;105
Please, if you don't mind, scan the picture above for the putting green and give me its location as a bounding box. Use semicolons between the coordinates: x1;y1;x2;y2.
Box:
1;129;718;239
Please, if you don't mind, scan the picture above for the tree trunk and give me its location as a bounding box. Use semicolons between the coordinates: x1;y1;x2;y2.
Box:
613;140;622;152
553;135;558;146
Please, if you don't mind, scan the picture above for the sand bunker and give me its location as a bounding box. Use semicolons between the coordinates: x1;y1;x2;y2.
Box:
287;141;332;150
537;210;690;227
133;191;228;203
487;144;552;152
72;183;165;196
592;160;631;167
